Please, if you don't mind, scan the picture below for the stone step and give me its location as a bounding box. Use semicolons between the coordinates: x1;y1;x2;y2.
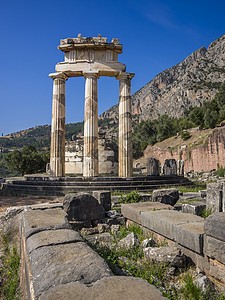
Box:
1;182;191;196
5;178;187;187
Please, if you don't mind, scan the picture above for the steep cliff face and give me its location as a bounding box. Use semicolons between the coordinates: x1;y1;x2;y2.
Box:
134;126;225;172
100;34;225;120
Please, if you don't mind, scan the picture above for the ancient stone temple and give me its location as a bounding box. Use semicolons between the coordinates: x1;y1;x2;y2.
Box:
49;34;134;178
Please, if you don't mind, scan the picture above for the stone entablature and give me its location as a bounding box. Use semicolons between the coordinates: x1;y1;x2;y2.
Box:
56;34;126;77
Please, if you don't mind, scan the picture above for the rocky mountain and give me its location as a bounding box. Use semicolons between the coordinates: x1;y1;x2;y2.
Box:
100;34;225;121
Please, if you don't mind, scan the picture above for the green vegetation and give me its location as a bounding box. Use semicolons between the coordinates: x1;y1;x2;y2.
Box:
0;235;20;299
133;82;225;158
83;224;224;300
119;191;143;204
4;145;49;176
217;164;225;177
180;130;191;140
200;208;213;219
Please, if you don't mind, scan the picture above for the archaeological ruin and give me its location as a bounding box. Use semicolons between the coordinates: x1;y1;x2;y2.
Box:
49;34;134;178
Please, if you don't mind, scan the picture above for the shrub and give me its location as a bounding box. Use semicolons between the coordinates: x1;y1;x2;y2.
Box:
217;164;225;177
119;191;143;204
181;130;191;140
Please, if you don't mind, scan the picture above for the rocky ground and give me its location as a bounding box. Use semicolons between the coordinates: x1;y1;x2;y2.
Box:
0;185;224;299
79;210;223;300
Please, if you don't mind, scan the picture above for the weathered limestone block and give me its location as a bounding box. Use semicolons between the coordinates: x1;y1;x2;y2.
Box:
30;243;112;298
177;160;184;176
205;235;225;264
27;229;83;254
22;208;70;239
163;159;177;176
208;258;225;285
175;221;204;254
65;139;118;175
121;202;175;225
206;182;223;212
92;191;111;211
144;246;186;268
65;140;83;174
204;212;225;242
147;157;160;176
63;193;105;222
39;276;167;300
118;232;140;250
141;210;203;241
193;274;214;292
152;188;179;206
182;201;206;216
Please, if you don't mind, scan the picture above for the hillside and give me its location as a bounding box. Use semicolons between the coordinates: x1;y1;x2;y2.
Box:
134;126;225;172
100;34;225;121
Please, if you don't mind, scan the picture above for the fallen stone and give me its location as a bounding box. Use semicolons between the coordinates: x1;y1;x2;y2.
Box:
110;224;120;235
97;223;110;234
204;212;225;242
143;246;186;268
80;227;99;236
142;238;157;248
63;193;105;222
30;243;113;298
22;208;71;239
106;210;121;218
152;189;179;206
39;276;168;300
205;236;225;264
199;190;207;198
181;201;206;216
118;232;139;250
194;274;214;292
85;232;114;248
92;191;111;211
27;229;83;254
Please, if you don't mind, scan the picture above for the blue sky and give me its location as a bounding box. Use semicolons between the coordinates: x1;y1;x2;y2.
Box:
0;0;225;135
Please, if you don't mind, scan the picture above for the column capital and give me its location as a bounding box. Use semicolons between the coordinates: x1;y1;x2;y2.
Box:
116;72;135;81
49;72;68;81
83;71;100;79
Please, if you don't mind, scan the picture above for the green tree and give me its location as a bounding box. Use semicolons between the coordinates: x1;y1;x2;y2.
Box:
4;146;49;176
188;107;204;127
204;109;218;129
214;82;225;107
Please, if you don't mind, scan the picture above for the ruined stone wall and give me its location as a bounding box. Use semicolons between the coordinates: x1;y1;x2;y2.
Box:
137;127;225;173
65;139;118;175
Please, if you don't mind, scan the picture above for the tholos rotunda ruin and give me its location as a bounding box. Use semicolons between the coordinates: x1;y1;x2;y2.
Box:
49;34;134;178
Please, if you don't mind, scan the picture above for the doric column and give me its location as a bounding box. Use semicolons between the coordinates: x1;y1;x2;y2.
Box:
83;71;99;177
116;72;135;178
49;72;68;177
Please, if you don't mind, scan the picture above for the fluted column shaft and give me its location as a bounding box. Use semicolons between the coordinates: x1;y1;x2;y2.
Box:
83;72;99;177
49;73;67;177
117;73;135;178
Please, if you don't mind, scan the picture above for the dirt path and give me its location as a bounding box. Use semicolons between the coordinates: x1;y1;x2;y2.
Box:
0;195;63;213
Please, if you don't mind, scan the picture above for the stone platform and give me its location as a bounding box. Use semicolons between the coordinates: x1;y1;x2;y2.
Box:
0;175;191;196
